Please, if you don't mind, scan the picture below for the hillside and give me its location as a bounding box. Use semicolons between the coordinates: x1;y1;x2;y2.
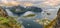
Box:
0;7;21;28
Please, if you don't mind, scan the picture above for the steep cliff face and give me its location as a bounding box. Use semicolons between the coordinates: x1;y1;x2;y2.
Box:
54;8;60;28
0;8;7;17
0;8;21;28
44;8;60;28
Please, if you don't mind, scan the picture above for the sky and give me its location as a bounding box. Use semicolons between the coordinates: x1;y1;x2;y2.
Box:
0;0;60;6
0;0;60;8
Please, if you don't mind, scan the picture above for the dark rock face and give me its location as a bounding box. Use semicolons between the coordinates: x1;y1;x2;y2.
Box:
54;8;60;28
0;8;8;17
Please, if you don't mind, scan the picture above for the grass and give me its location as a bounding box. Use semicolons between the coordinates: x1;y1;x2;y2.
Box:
0;16;21;28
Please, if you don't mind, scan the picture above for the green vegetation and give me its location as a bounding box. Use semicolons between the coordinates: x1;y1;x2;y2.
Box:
23;14;35;17
0;8;22;28
0;17;9;24
0;16;21;28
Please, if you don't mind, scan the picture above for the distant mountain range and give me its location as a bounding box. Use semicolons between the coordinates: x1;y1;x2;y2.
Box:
0;5;42;16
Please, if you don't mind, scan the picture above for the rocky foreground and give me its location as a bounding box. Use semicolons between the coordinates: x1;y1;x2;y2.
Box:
0;7;22;28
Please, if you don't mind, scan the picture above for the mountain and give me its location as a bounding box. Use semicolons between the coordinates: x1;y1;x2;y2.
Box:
0;7;22;28
1;5;42;16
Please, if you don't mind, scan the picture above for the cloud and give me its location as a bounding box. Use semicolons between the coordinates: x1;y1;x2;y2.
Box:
41;0;60;7
0;0;60;7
